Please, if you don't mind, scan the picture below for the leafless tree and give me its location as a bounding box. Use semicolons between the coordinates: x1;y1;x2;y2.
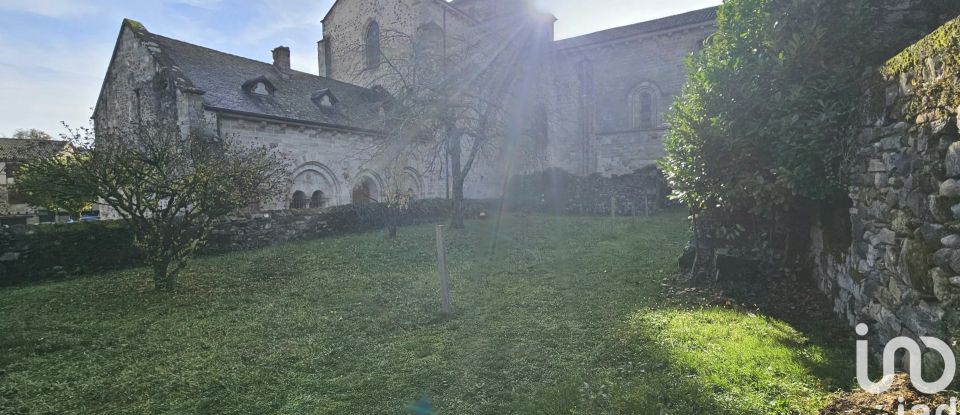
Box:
343;15;552;228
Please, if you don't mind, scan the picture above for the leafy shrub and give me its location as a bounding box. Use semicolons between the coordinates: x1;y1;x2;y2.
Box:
661;0;960;259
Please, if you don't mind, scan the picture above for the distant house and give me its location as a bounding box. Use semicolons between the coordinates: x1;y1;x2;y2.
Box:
0;138;74;225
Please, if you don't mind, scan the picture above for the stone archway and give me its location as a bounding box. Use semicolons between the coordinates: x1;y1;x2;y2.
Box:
290;191;307;209
290;162;340;208
351;176;380;205
403;167;425;199
310;190;325;209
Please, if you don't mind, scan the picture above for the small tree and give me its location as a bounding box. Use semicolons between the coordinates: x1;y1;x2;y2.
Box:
16;151;96;221
381;159;415;238
346;19;548;228
44;123;289;291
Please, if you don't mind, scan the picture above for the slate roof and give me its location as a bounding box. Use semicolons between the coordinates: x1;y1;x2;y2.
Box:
0;139;71;162
554;6;718;50
125;20;387;133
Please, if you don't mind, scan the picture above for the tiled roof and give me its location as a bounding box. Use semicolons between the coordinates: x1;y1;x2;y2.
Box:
127;21;386;133
0;139;71;162
554;6;718;50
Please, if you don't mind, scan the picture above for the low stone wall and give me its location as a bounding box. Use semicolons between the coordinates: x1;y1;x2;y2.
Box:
0;198;494;285
504;166;669;216
810;18;960;358
206;199;492;252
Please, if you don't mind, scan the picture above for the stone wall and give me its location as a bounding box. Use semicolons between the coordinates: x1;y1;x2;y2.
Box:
545;14;715;177
0;199;494;285
810;17;960;357
504;166;668;215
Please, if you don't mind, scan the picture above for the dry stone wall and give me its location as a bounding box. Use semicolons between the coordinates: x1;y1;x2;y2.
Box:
0;199;494;285
810;18;960;358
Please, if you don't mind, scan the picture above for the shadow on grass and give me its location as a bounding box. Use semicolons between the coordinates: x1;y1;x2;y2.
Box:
521;279;856;415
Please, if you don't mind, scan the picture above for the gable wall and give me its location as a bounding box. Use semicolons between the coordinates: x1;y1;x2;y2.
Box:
544;23;714;177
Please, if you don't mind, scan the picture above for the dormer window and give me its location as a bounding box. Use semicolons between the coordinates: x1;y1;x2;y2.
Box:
242;76;276;96
252;82;270;95
311;89;338;113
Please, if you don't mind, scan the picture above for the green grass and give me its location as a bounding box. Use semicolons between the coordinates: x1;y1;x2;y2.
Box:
0;211;853;414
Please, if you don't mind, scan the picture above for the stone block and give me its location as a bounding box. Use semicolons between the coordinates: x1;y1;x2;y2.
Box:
899;239;931;291
946;141;960;178
917;223;944;249
931;268;957;304
942;234;960;249
872;228;897;246
881;135;904;150
930;195;954;222
933;248;960;273
940;179;960;197
869;159;887;173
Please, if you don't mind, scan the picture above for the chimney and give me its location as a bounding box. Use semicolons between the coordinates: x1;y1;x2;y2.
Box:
272;46;291;72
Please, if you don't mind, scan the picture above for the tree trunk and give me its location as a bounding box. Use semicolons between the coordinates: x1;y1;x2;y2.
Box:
152;260;175;292
447;132;466;229
387;207;399;238
452;177;465;229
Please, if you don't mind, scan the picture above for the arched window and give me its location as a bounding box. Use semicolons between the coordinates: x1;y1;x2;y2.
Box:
629;82;661;130
639;92;653;129
352;178;374;205
310;190;325;209
290;191;307;210
365;21;381;69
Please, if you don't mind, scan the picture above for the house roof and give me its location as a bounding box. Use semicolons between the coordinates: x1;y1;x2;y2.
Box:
0;139;71;162
554;6;718;50
120;20;387;133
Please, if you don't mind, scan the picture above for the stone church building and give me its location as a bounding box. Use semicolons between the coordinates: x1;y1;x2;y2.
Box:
94;0;715;210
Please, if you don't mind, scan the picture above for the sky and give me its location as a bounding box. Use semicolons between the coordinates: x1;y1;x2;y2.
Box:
0;0;721;137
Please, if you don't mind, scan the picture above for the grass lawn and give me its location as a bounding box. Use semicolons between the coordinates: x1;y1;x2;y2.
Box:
0;211;854;414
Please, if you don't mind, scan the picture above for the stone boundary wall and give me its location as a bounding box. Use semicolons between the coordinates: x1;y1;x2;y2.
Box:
809;18;960;358
504;166;670;216
0;199;494;285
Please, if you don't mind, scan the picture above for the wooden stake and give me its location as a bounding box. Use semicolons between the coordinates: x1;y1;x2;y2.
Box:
436;225;452;315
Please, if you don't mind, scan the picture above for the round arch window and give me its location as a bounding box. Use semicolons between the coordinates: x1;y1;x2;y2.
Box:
310;190;325;209
290;191;307;210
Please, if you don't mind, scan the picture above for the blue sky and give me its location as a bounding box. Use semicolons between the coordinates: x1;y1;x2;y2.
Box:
0;0;721;137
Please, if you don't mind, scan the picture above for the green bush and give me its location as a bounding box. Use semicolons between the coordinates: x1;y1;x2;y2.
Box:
662;0;878;221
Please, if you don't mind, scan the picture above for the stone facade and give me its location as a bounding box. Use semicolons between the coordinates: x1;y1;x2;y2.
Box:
543;9;714;176
318;0;715;191
95;2;716;211
809;18;960;358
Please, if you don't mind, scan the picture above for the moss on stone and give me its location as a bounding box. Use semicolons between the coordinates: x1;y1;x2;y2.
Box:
123;18;146;31
884;17;960;76
883;17;960;121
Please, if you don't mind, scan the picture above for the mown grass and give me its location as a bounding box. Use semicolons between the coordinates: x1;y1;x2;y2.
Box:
0;211;854;414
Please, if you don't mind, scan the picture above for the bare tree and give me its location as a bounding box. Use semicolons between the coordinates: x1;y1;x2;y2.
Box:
344;15;551;228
